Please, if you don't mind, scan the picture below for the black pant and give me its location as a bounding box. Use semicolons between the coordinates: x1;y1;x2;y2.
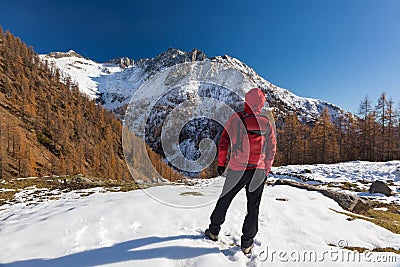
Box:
208;168;266;248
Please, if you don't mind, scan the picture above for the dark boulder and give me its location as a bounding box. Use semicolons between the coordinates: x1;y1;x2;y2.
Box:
369;181;392;196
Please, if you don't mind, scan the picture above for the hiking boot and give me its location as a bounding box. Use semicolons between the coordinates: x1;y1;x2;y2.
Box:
241;244;254;255
204;229;218;241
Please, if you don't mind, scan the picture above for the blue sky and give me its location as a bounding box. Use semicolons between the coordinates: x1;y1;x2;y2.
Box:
1;0;399;113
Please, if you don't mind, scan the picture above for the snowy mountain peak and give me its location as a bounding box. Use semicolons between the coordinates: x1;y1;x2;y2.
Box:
46;49;84;59
39;47;350;174
39;47;347;123
135;48;208;76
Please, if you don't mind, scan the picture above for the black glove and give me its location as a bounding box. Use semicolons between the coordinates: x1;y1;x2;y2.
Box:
217;166;226;176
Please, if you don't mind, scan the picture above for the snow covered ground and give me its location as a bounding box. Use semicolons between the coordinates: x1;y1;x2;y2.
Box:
1;162;399;267
273;161;400;184
272;161;400;205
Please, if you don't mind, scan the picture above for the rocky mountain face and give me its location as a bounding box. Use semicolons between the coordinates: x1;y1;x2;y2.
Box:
40;48;348;175
46;50;84;59
40;48;345;123
106;57;135;68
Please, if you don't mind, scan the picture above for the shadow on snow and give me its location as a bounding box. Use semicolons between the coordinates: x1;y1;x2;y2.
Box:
1;234;218;267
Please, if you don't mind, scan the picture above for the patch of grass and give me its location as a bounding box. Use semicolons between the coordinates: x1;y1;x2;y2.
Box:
103;181;140;192
0;175;140;206
0;191;17;206
180;191;204;196
372;247;400;254
78;192;96;197
340;182;367;192
386;180;395;186
365;209;400;234
328;243;400;255
326;183;337;187
370;202;400;214
325;182;367;192
265;180;275;186
330;205;400;234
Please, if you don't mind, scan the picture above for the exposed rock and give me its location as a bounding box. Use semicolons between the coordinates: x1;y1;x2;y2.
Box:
369;181;392;196
42;47;346;126
47;50;84;59
136;180;146;185
151;177;161;184
73;177;93;184
320;189;370;214
136;47;208;77
107;57;134;68
184;180;195;186
159;177;170;183
274;179;315;190
274;179;371;214
149;177;171;184
271;170;316;182
41;47;348;178
191;48;207;61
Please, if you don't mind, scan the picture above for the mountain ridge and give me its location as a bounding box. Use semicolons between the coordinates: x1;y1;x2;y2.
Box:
40;48;347;123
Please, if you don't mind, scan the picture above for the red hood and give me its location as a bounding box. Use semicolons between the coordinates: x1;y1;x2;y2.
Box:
244;88;265;114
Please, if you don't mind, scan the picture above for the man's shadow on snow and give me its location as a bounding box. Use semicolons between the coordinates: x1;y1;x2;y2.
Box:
1;234;218;267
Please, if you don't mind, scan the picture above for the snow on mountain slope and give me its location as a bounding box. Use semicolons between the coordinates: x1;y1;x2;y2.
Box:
40;50;121;100
40;48;346;123
1;163;399;267
39;51;145;111
41;49;349;172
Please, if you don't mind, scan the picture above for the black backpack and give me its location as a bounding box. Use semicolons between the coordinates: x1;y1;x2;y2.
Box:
231;111;270;158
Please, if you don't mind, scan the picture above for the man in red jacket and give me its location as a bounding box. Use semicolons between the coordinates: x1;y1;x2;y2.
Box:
205;88;276;254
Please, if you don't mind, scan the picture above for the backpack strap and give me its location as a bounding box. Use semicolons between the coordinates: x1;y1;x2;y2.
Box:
240;113;269;136
231;111;246;156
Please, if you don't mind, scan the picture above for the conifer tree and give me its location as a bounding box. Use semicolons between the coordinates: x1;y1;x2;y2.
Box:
395;102;400;159
375;93;389;160
357;96;372;160
310;108;338;163
386;99;397;160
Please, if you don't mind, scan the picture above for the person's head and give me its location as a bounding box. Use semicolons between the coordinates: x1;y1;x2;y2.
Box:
244;88;266;114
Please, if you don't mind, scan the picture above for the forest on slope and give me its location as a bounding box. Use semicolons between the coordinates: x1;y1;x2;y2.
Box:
275;95;400;166
0;26;184;181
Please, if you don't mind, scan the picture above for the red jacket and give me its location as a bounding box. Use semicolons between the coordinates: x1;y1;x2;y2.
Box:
218;88;276;173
